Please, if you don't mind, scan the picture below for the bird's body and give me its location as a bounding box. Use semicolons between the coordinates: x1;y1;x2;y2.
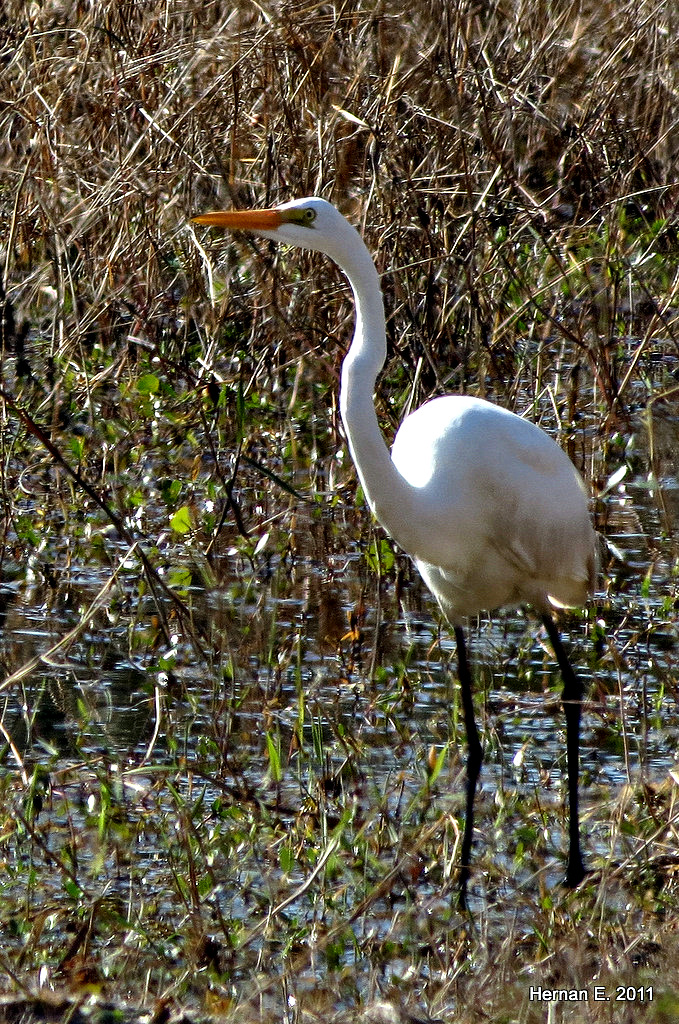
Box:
389;394;595;621
193;196;597;902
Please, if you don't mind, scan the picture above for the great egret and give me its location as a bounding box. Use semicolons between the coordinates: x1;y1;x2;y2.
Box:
192;197;597;902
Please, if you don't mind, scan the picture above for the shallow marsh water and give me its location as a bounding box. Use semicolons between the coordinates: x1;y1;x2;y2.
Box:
2;408;678;805
0;332;678;1017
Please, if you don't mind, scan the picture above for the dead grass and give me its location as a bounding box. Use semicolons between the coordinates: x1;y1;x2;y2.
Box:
3;0;678;407
1;1;679;1022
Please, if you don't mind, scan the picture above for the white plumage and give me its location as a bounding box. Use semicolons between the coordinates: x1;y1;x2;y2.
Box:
193;196;597;902
390;394;595;619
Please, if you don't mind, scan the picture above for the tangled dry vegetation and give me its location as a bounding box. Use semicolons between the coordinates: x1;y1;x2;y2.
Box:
1;1;679;1022
3;0;678;408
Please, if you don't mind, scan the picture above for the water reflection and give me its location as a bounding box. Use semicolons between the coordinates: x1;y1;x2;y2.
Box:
0;387;677;916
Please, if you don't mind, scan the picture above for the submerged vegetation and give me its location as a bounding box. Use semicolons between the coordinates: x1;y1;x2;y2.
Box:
1;0;679;1020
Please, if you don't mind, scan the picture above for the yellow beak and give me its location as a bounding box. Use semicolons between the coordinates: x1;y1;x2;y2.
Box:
191;209;283;231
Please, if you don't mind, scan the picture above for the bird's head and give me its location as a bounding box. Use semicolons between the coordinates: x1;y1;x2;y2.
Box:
192;196;362;267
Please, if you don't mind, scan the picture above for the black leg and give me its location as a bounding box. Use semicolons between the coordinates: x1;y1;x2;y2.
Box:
541;613;586;887
454;625;483;907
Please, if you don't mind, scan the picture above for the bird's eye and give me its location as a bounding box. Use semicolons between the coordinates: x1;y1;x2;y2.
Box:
303;208;316;225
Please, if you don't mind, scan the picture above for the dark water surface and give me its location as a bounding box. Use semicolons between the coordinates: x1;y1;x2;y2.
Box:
0;359;678;981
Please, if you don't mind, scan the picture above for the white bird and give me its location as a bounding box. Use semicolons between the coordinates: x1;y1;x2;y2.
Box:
192;197;597;903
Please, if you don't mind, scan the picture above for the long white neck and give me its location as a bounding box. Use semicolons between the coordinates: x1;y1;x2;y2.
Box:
334;236;419;546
